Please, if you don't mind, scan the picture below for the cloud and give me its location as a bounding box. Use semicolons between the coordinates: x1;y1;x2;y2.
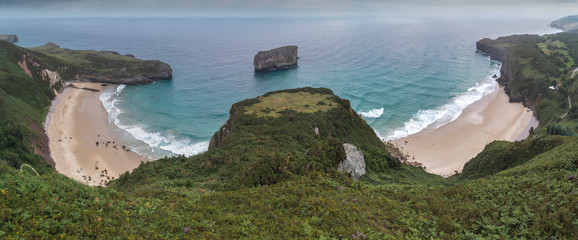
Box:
1;0;577;18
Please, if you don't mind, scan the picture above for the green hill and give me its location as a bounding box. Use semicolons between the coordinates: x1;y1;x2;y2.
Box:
477;31;578;134
0;33;577;238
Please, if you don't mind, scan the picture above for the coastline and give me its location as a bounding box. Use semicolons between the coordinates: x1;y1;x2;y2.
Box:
47;82;147;186
389;85;536;176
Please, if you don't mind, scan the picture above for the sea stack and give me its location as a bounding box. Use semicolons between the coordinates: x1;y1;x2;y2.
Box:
253;45;298;72
0;34;19;43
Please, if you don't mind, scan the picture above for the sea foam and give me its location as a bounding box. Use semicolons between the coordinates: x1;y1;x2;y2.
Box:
359;107;384;118
384;62;501;140
99;85;208;159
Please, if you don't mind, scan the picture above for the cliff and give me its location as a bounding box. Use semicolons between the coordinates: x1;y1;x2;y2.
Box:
476;32;578;128
29;43;172;85
253;45;298;71
0;34;19;43
550;15;578;32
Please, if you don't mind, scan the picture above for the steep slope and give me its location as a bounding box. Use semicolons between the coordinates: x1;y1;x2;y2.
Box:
114;87;400;191
0;41;172;172
1;136;576;239
477;32;578;132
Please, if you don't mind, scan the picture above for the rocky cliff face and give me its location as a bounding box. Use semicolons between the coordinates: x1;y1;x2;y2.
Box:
0;34;19;43
80;60;172;85
476;35;541;108
29;43;172;85
253;46;298;72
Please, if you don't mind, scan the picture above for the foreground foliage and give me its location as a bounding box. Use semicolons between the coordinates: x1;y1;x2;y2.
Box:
1;136;577;239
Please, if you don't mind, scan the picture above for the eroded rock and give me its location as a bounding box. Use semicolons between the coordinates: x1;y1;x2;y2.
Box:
338;143;366;180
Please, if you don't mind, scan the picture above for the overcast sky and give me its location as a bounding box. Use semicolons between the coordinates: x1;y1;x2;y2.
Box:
1;0;577;18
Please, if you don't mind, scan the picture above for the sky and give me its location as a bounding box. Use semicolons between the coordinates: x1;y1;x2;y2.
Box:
0;0;577;18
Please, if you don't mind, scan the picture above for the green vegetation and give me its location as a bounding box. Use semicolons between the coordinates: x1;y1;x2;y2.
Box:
117;87;399;190
1;32;577;238
0;40;59;173
243;91;337;117
29;43;171;81
479;32;578;135
1;135;577;239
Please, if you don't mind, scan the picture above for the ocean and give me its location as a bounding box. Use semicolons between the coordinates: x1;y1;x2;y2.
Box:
1;16;559;159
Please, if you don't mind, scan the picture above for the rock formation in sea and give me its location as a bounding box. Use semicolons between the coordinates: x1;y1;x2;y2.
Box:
0;34;19;43
253;46;298;72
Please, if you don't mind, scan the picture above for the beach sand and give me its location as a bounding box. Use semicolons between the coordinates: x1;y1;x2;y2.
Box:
47;82;146;186
390;86;537;176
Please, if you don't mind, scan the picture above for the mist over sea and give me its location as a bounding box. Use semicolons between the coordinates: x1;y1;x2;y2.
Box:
1;16;559;159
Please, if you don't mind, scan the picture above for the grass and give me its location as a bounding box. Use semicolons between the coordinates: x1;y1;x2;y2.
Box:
243;92;338;118
29;43;140;68
538;43;551;55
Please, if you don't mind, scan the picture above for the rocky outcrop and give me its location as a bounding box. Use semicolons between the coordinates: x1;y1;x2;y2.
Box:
209;122;230;149
254;46;298;72
0;34;19;43
29;43;172;85
476;38;506;62
550;15;578;32
338;143;366;180
80;60;172;85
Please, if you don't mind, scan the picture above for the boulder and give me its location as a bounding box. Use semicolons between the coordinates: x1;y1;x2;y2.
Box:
338;143;366;180
254;46;298;72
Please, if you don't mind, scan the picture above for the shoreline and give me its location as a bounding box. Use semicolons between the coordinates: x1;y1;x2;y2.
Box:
47;82;147;186
388;85;536;176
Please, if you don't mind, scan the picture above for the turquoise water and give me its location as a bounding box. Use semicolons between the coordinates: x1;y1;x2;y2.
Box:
1;17;558;159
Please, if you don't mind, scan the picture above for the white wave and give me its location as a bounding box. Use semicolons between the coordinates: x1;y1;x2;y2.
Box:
359;107;384;118
121;124;208;157
384;63;501;140
99;85;208;158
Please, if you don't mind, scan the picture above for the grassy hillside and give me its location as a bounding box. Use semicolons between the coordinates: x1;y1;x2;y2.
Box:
114;87;400;191
1;135;576;239
478;32;578;134
0;40;63;173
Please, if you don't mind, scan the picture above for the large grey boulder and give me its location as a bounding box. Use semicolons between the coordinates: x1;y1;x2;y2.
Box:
338;143;366;180
253;46;298;72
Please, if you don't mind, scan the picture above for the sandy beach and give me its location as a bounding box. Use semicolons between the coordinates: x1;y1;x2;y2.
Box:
390;86;537;176
47;82;146;186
